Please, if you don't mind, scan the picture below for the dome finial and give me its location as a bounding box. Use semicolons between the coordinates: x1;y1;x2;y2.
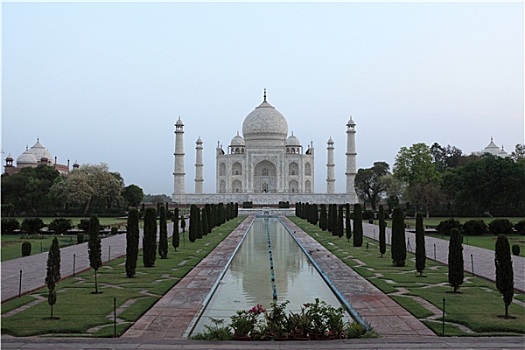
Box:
263;88;267;102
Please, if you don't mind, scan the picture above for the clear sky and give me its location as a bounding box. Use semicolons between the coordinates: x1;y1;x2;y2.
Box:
2;1;524;195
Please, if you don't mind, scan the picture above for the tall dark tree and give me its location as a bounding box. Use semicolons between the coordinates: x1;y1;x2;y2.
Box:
319;204;327;231
202;207;209;236
143;208;157;267
172;208;180;251
448;228;464;293
345;203;352;242
327;204;334;233
196;207;203;239
218;203;225;225
125;209;140;277
189;204;197;242
159;205;168;259
180;213;186;232
495;234;514;318
390;207;406;267
87;215;102;293
312;203;319;226
378;205;386;257
205;204;212;234
45;237;61;318
353;204;363;247
415;213;426;276
337;205;344;238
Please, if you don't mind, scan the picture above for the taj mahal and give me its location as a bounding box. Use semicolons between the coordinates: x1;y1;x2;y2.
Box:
171;90;359;205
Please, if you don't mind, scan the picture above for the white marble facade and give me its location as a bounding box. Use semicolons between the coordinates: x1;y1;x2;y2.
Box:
172;91;358;205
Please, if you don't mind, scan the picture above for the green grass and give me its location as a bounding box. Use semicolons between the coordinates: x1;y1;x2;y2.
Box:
1;216;245;337
290;217;525;336
425;233;525;253
11;217;127;226
402;217;525;228
1;234;82;262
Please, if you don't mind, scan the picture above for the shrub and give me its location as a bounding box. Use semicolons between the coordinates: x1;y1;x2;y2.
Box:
462;220;487;236
391;207;406;267
362;210;374;220
436;218;462;236
512;245;520;256
243;201;253;209
514;220;525;235
21;218;45;235
1;218;20;234
77;233;84;244
111;226;118;235
21;241;32;256
489;219;514;235
77;219;90;232
48;218;73;235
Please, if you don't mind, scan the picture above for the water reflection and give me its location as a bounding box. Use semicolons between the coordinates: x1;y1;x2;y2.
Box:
192;217;344;334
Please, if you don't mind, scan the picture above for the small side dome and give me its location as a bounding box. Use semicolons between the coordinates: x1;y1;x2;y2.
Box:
176;117;184;126
230;132;245;147
17;150;38;166
286;133;301;146
6;154;13;162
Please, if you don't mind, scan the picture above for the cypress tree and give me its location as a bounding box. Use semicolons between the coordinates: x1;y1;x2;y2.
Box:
205;204;212;234
218;203;225;225
327;204;333;233
353;204;363;247
180;213;186;232
196;207;203;239
172;208;180;251
189;204;197;242
448;228;464;293
337;205;344;238
345;203;352;242
87;215;102;293
125;209;140;277
202;206;209;236
143;208;157;267
390;207;406;267
45;237;61;319
415;213;426;276
378;205;386;258
234;202;239;217
495;234;514;318
210;204;217;229
312;204;319;226
159;206;168;259
319;204;327;231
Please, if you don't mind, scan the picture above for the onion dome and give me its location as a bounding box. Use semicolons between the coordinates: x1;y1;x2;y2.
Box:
16;147;38;166
286;132;301;146
230;131;245;146
27;138;53;162
242;89;288;143
5;154;13;162
176;117;184;126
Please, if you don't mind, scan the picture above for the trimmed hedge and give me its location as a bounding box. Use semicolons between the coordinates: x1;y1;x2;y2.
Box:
21;241;32;257
489;219;514;235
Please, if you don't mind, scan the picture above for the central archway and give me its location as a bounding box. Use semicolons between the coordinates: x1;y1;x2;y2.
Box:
254;160;277;193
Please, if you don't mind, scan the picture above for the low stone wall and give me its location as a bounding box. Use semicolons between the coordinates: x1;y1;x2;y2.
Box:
172;192;357;205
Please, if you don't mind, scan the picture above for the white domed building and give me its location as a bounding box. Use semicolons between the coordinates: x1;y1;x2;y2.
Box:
172;90;358;205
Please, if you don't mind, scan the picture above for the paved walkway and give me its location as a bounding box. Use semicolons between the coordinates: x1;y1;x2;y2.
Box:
361;223;525;292
1;225;175;302
2;335;525;349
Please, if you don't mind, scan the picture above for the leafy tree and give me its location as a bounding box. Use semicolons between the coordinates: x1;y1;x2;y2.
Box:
430;143;464;172
48;218;73;235
354;162;390;210
189;204;197;242
394;143;441;216
172;207;180;251
87;215;102;294
391;207;406;267
378;205;386;257
510;143;525;162
1;218;20;234
123;184;144;208
337;205;344;238
125;209;140;278
319;204;327;231
495;234;514;318
158;206;168;259
448;228;464;293
21;217;45;235
353;204;363;247
380;174;405;212
415;213;426;276
143;208;157;267
45;237;61;319
345;203;352;242
51;163;124;214
515;220;525;235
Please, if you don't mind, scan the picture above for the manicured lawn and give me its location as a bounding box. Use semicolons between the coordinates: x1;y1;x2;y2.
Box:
425;233;524;254
1;235;81;262
11;217;128;227
402;217;525;228
290;217;525;336
1;216;245;337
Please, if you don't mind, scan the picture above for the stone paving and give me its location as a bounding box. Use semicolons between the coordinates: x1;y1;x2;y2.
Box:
361;222;525;292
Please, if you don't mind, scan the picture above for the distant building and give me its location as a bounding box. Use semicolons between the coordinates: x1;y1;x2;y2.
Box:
3;138;78;176
471;138;509;158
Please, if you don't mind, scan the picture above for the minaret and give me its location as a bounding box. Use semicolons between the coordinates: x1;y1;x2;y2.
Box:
173;117;185;195
346;117;357;196
326;137;335;194
195;137;204;194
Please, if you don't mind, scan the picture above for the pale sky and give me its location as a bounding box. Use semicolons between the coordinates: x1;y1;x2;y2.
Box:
2;1;524;195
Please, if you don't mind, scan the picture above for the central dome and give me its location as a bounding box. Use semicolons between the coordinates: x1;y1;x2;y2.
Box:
242;95;288;143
